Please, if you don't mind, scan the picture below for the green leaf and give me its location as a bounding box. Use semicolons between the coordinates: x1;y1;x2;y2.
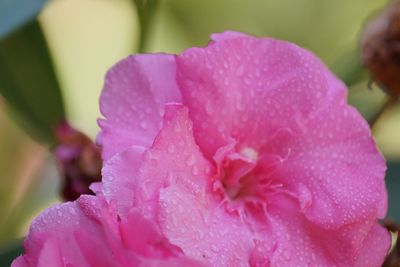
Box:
387;161;400;223
0;20;65;144
330;47;368;87
0;241;23;267
0;0;49;39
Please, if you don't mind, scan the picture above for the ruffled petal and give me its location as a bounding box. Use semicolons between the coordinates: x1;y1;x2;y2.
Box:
250;196;390;267
132;104;213;219
354;223;391;267
210;31;249;42
99;54;181;161
11;257;29;267
176;31;345;158
127;103;254;265
159;185;253;266
15;199;122;267
102;145;146;216
13;195;204;267
272;99;387;228
177;31;386;231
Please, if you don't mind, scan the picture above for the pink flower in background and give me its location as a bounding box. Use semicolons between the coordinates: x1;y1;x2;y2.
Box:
14;31;390;266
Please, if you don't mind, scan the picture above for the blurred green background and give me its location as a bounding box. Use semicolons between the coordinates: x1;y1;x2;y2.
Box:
1;0;399;265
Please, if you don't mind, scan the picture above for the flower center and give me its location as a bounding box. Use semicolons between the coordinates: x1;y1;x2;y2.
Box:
240;147;258;161
213;143;288;214
222;147;259;200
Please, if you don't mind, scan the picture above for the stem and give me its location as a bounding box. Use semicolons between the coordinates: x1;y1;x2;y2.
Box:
369;96;398;129
134;0;159;53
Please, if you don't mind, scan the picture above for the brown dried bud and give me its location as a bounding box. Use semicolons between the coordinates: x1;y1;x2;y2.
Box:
382;220;400;267
54;121;102;201
361;0;400;97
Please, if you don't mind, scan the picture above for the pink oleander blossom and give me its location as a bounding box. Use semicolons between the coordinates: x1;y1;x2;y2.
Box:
13;31;390;267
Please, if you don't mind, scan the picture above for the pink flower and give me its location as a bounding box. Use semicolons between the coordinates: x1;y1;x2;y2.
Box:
14;31;390;266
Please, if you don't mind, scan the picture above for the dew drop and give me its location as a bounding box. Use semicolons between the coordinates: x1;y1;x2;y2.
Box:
140;121;147;129
223;78;230;86
236;65;244;76
167;144;175;153
286;233;291;241
236;99;245;111
283;250;291;260
186;155;196;166
211;244;219;252
192;166;200;175
174;124;182;133
206;60;213;70
205;101;213;114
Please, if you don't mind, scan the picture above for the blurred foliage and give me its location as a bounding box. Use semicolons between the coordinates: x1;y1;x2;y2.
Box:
0;20;65;144
148;0;385;61
349;82;400;159
0;0;48;38
133;0;159;52
39;0;137;138
0;242;23;267
387;162;400;223
0;102;60;246
330;47;368;87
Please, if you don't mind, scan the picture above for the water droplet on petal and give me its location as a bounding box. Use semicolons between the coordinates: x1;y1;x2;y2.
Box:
186;155;196;166
168;144;175;153
192;166;199;175
211;244;219;252
236;64;245;76
205;101;213;114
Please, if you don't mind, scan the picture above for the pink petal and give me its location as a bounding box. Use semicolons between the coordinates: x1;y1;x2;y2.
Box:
14;196;140;267
274;101;387;228
176;32;346;158
13;195;203;267
136;103;254;265
132;104;214;220
145;258;207;267
118;208;207;266
11;257;29;267
354;223;391;267
98;54;181;161
16;200;119;267
158;186;253;266
251;196;390;266
177;31;386;230
102;145;146;216
210;31;249;42
36;239;66;267
119;208;182;258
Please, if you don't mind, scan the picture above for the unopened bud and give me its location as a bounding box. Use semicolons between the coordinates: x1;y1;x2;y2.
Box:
361;0;400;97
383;220;400;267
54;121;102;201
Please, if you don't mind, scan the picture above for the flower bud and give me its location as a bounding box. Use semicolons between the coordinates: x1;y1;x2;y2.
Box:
54;121;102;201
383;221;400;267
361;0;400;97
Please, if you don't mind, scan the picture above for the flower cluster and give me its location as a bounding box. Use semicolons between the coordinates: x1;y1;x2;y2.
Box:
13;31;390;267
